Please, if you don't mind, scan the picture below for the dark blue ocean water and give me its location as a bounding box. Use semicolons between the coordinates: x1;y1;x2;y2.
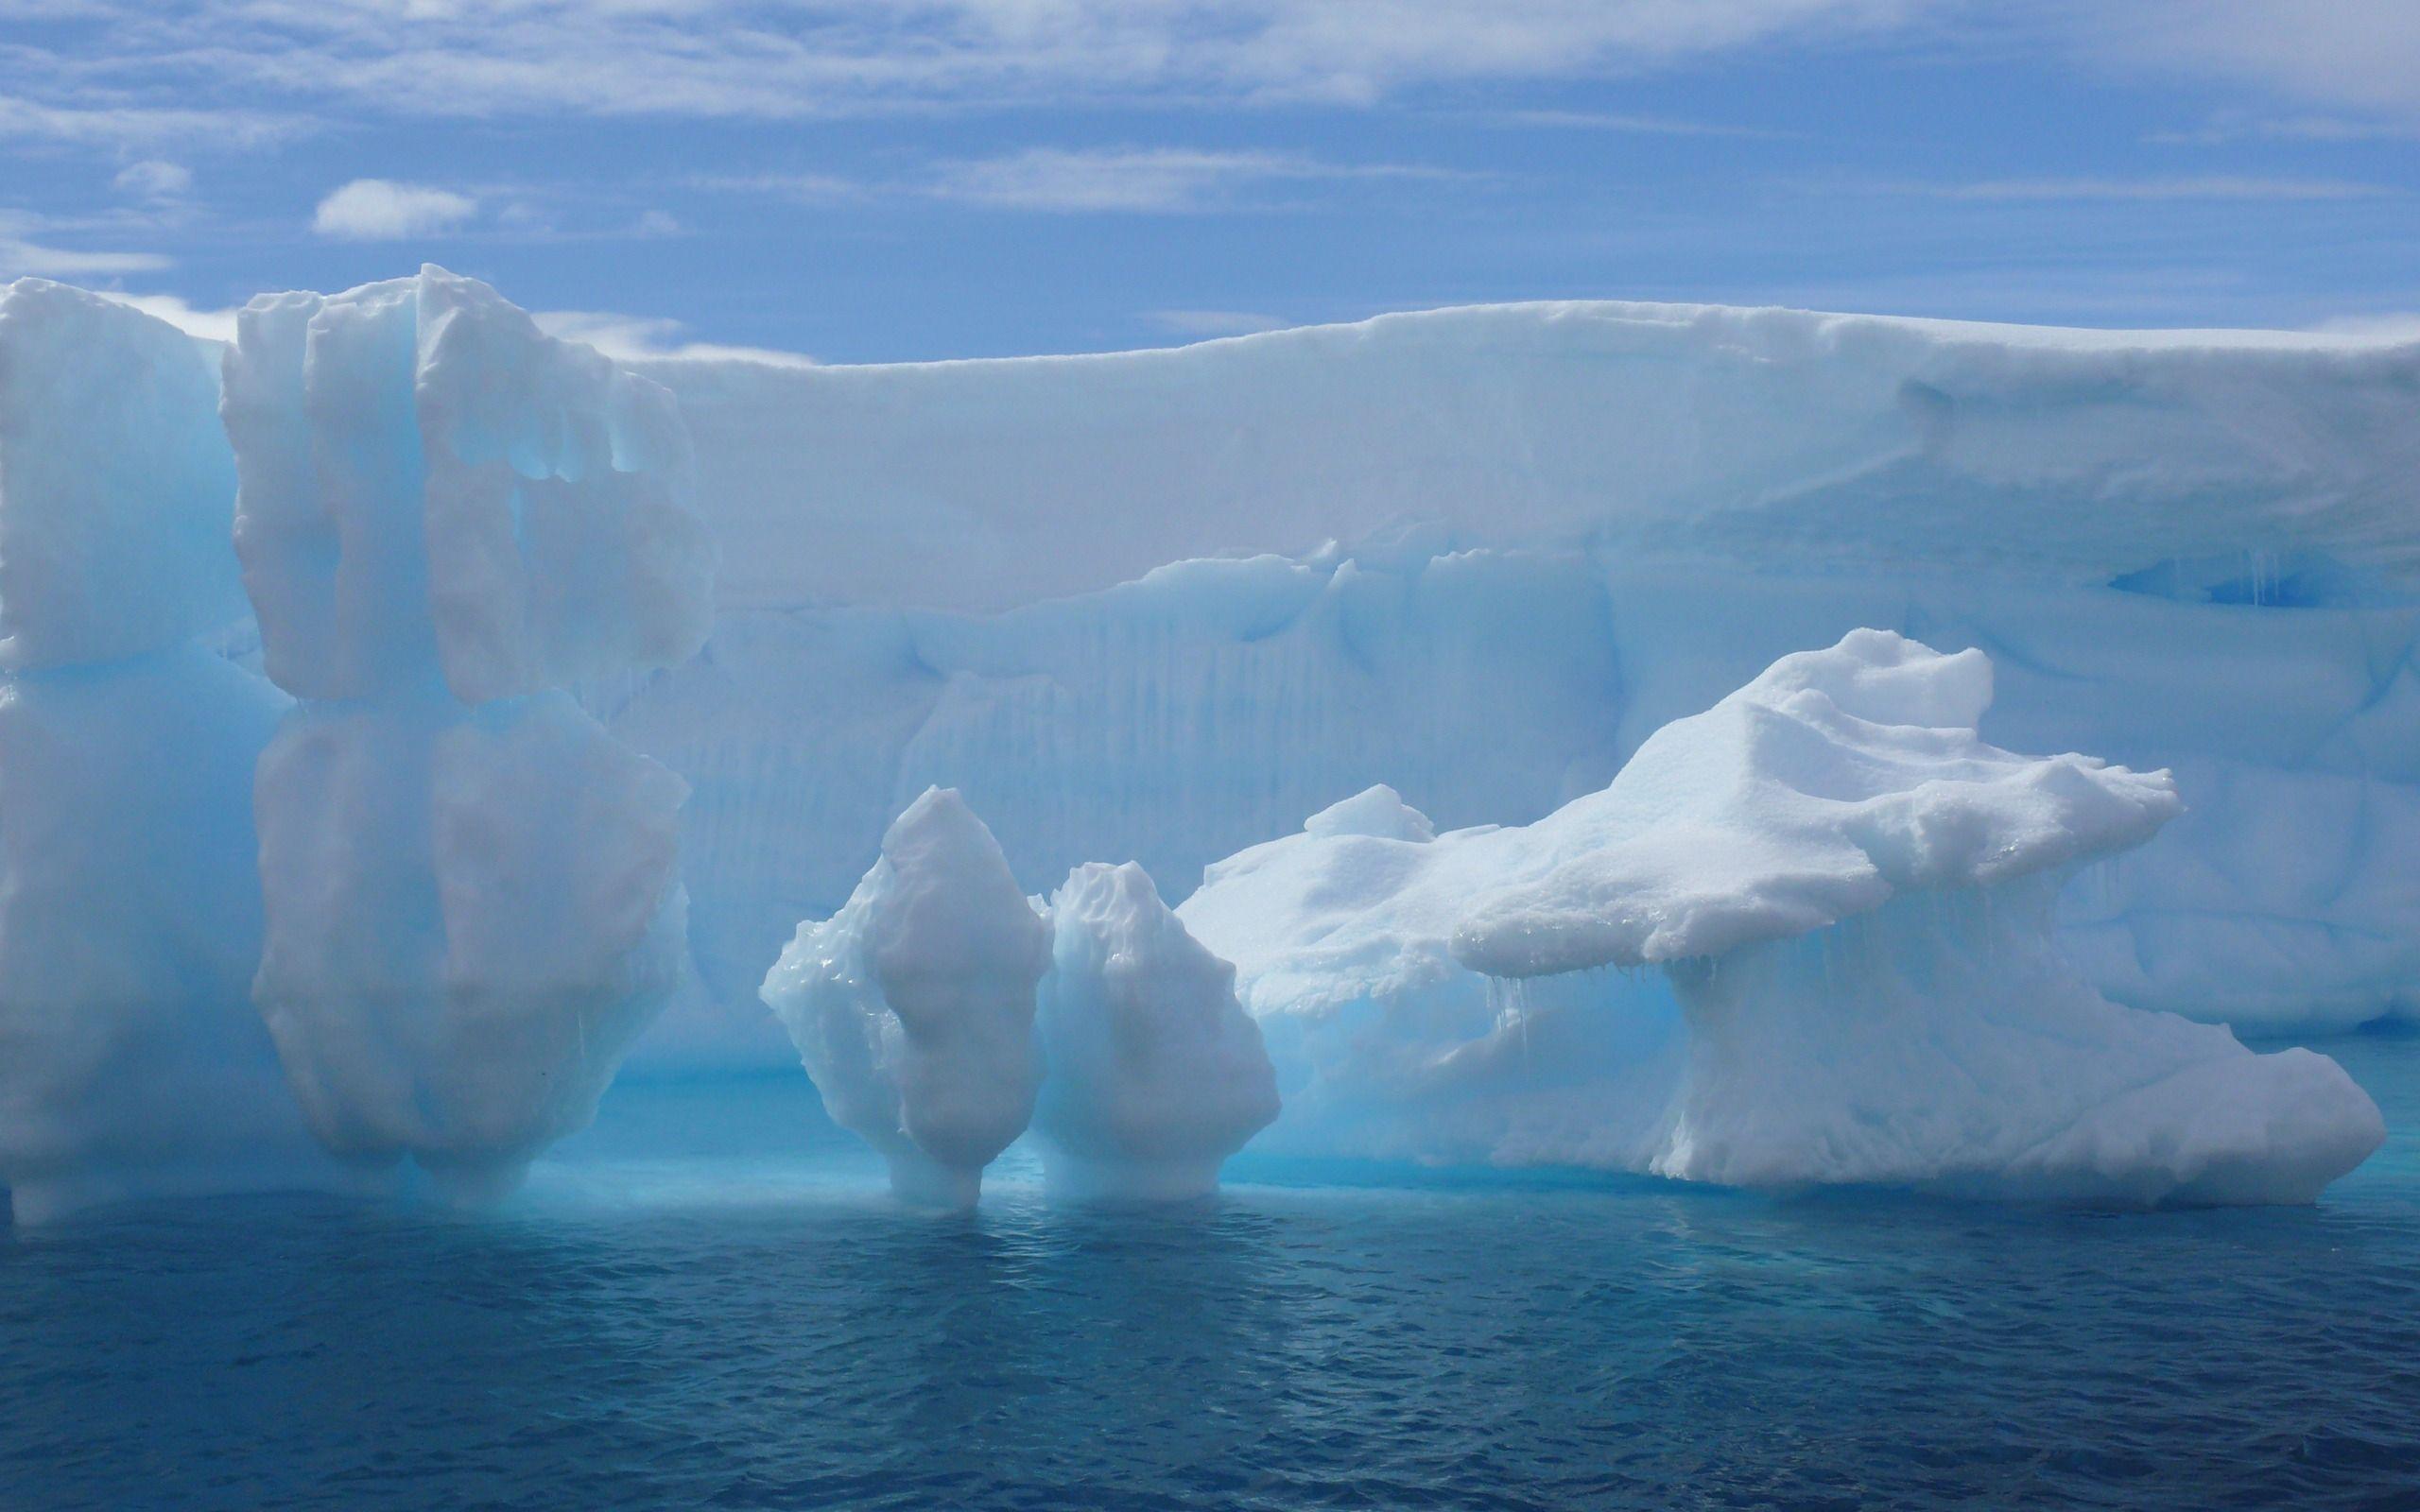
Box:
8;1033;2420;1512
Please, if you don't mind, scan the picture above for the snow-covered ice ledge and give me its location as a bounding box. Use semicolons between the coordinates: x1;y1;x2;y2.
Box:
1181;632;2384;1206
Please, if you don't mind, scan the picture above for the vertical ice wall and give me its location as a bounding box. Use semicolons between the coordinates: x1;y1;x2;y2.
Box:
224;267;713;1196
0;282;347;1223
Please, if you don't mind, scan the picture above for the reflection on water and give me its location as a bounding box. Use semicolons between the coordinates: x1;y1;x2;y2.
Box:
6;1033;2420;1511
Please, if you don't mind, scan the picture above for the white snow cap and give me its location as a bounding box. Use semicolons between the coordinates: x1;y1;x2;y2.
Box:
220;265;715;704
1304;784;1437;842
0;280;246;669
762;787;1050;1207
1034;862;1278;1199
1452;627;2184;976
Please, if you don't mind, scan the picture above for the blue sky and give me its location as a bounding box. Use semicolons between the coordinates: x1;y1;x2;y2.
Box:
6;1;2419;362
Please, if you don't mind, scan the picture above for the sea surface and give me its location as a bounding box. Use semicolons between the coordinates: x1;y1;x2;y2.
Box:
8;1031;2420;1512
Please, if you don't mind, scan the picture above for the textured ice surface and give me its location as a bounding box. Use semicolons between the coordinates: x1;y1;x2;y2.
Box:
223;266;713;704
1179;633;2383;1205
0;649;356;1223
582;303;2420;1063
252;692;689;1194
227;268;706;1197
6;281;2417;1218
1448;629;2182;975
1034;862;1278;1199
761;788;1049;1207
0;281;246;669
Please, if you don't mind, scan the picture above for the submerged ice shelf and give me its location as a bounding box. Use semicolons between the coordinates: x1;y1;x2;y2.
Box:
0;267;2413;1220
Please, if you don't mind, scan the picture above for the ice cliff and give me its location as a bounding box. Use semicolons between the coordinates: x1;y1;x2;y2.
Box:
600;303;2420;1065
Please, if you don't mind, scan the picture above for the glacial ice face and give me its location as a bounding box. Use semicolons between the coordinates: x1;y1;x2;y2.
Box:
223;266;713;704
0;288;354;1223
228;267;707;1195
0;280;247;669
251;693;689;1191
594;301;2420;1064
0;649;356;1223
761;788;1049;1207
1034;862;1278;1199
1180;632;2384;1205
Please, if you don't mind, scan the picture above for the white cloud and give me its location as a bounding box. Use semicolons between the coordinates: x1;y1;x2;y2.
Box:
0;239;172;277
0;1;1927;122
928;147;1453;212
311;179;478;239
1928;175;2396;202
1489;109;1782;137
95;291;241;342
1149;308;1291;335
532;308;817;367
112;160;193;199
0;92;295;148
2088;1;2420;119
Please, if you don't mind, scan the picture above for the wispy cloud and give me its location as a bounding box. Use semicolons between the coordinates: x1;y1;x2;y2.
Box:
1148;308;1291;336
531;309;817;368
112;160;193;200
95;290;241;342
0;1;1924;126
1919;175;2398;202
2145;113;2416;146
0;238;172;276
929;147;1461;213
2087;0;2420;119
311;179;478;239
0;212;173;276
0;92;297;149
700;148;1462;215
1487;108;1784;138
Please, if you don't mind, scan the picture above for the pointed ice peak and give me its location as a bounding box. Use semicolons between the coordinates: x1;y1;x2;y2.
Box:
1305;784;1437;843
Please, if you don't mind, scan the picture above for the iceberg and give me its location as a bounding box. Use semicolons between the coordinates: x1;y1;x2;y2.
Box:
761;788;1050;1207
0;284;347;1223
2;272;2411;1218
229;267;707;1196
1179;632;2384;1205
1034;862;1278;1199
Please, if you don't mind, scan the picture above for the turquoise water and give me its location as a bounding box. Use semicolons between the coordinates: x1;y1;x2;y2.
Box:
8;1032;2420;1511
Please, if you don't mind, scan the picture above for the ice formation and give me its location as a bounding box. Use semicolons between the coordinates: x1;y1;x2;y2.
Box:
222;266;713;704
0;284;346;1223
5;274;2415;1218
1033;862;1279;1199
761;788;1050;1207
1179;632;2383;1204
579;303;2420;1066
228;268;706;1195
0;280;249;669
